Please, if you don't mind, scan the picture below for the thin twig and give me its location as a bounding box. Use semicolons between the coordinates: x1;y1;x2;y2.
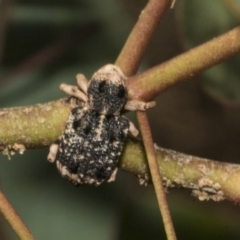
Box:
127;26;240;101
116;0;177;239
115;0;171;75
137;113;177;240
0;190;34;240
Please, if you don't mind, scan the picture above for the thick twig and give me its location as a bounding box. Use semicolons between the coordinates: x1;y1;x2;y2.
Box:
0;190;34;240
122;139;240;203
1;100;240;203
0;99;71;152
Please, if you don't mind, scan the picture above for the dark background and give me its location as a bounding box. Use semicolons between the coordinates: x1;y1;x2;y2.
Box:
0;0;240;239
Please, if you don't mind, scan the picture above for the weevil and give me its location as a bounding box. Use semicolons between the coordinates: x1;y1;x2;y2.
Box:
47;64;155;186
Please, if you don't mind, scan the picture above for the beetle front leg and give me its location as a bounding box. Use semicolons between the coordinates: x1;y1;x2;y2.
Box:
60;74;89;102
76;74;89;94
124;100;156;111
60;83;88;103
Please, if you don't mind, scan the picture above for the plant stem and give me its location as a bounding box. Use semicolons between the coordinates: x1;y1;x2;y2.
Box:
137;113;177;240
127;26;240;101
115;0;171;75
122;139;240;203
0;99;71;151
116;0;177;239
0;190;34;240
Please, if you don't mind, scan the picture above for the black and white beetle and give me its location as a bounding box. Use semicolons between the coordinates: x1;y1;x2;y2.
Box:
47;64;155;186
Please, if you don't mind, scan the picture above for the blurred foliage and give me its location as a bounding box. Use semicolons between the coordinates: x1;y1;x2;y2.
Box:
179;0;240;103
1;1;240;240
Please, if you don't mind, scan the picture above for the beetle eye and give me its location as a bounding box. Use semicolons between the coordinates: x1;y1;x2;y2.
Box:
99;81;106;93
117;85;125;98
